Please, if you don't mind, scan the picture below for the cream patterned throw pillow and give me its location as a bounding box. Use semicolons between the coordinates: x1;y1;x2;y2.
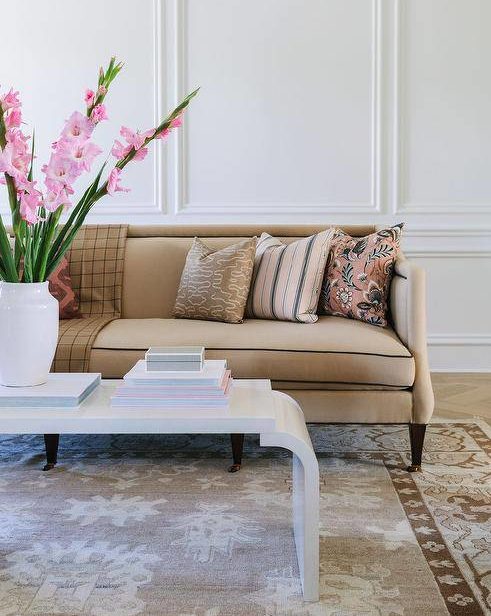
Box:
174;237;257;324
246;229;334;323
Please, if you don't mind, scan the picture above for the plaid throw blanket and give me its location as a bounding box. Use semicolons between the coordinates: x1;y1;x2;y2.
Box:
52;225;128;373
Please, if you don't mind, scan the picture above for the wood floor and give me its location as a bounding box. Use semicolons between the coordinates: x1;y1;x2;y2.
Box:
432;373;491;423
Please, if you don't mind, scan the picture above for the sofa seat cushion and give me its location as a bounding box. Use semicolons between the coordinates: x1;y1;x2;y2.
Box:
91;316;415;388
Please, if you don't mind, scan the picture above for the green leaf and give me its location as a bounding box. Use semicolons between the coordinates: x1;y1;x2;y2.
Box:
27;130;35;182
0;216;18;281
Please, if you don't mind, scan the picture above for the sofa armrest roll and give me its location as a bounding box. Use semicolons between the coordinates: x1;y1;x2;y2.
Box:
390;255;434;424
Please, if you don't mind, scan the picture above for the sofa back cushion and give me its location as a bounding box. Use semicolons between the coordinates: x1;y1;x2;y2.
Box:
121;225;377;319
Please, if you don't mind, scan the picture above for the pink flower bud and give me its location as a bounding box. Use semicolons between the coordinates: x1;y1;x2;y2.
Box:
90;104;108;124
84;89;95;107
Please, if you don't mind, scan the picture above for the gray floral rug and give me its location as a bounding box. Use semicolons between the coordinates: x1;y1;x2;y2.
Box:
0;422;490;616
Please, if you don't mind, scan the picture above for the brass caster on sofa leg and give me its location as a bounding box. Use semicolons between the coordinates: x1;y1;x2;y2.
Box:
407;424;426;474
228;463;241;473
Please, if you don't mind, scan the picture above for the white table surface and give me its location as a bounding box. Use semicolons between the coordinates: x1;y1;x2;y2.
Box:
0;379;276;434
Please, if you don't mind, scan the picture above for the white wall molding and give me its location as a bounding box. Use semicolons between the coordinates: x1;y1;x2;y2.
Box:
399;227;491;256
428;340;491;372
169;0;383;215
403;230;491;257
428;335;491;372
392;0;491;216
97;0;165;216
429;335;491;347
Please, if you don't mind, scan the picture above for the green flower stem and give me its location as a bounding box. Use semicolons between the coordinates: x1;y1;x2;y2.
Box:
116;87;200;171
34;207;62;282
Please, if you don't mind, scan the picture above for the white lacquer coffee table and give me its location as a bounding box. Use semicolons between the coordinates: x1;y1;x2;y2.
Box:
0;379;320;601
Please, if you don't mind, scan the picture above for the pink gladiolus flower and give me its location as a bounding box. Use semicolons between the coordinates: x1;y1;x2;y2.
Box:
0;133;31;183
19;179;38;194
19;188;42;224
57;138;102;172
0;88;21;111
7;127;30;155
44;187;71;212
74;141;102;171
0;143;15;175
157;128;170;140
90;104;108;124
61;111;94;141
133;147;148;161
15;175;36;194
107;167;130;195
5;108;22;128
170;116;183;128
20;198;39;224
84;89;95;107
97;85;107;96
119;126;153;151
156;128;171;140
111;139;132;160
42;155;78;189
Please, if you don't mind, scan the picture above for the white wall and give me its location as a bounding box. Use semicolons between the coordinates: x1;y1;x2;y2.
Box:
2;0;490;371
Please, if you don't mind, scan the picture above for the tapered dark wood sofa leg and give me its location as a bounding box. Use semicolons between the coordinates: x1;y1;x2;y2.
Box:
407;424;427;472
228;433;244;473
43;434;60;471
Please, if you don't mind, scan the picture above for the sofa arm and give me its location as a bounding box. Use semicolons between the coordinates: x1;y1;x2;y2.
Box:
390;255;434;424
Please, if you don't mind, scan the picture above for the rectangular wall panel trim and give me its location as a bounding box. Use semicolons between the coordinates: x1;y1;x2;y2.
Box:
167;0;383;215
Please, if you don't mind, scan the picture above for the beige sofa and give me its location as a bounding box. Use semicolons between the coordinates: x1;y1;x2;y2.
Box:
80;224;434;471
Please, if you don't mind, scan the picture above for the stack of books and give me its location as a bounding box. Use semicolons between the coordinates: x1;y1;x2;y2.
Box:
110;354;232;409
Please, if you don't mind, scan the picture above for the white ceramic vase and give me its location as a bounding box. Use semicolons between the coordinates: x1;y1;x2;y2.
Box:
0;282;59;387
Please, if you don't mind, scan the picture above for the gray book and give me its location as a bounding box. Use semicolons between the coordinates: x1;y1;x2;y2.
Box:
145;346;205;364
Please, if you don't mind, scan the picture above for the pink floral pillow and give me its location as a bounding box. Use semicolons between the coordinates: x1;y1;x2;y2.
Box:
318;224;403;327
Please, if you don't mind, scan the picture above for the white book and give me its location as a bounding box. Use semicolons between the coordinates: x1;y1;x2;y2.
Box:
124;360;227;386
0;373;101;408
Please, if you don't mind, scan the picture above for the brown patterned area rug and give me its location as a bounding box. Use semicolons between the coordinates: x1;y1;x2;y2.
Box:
0;422;489;616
